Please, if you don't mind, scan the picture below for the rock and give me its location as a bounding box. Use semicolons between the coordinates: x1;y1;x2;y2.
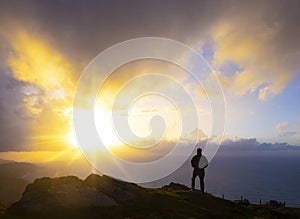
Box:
268;200;279;208
11;175;117;211
162;182;190;191
234;198;251;205
84;174;139;201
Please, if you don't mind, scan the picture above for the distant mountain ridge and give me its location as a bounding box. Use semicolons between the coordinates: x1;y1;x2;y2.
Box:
0;162;44;180
0;161;45;206
0;159;13;165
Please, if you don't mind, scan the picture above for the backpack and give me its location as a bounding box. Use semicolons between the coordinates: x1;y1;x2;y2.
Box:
191;155;201;168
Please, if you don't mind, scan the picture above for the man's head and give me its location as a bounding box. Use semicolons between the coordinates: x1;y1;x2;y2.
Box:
197;148;202;155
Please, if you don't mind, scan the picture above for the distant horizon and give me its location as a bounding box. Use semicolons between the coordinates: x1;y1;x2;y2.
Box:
1;136;300;165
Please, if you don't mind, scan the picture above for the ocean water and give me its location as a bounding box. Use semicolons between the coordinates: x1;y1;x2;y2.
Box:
205;153;300;207
145;151;300;207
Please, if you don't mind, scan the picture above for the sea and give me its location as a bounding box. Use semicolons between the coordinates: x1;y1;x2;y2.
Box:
144;150;300;207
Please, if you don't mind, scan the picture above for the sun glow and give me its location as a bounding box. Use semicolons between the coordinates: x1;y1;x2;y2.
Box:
67;132;79;149
5;30;189;160
72;107;123;152
94;108;123;148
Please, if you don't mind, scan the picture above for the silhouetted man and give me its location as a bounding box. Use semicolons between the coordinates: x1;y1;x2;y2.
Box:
191;148;208;193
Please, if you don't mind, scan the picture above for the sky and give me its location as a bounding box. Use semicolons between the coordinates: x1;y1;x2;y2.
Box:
0;0;300;165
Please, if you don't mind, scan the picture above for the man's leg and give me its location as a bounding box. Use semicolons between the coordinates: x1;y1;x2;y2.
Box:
191;169;196;190
200;176;204;193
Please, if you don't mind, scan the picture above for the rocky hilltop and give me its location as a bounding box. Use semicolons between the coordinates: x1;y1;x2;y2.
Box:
2;174;300;219
10;174;139;210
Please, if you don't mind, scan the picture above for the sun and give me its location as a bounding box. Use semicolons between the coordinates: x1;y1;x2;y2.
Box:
94;108;123;149
67;132;79;149
69;107;123;152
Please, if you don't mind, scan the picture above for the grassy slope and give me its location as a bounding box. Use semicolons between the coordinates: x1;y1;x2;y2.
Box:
3;187;300;219
121;188;300;219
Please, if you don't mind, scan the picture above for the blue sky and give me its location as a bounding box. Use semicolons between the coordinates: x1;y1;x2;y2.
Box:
224;73;300;145
199;39;300;145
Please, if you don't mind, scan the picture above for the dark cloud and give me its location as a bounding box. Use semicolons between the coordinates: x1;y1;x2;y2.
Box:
0;36;27;151
0;70;29;151
0;0;224;64
219;138;300;152
0;0;299;62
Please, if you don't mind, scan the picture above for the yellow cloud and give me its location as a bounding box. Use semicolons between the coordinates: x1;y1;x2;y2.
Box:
8;31;75;93
7;30;77;151
212;21;296;101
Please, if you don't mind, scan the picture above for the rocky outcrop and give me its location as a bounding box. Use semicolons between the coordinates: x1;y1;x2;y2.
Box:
162;182;190;191
84;174;139;202
10;174;144;211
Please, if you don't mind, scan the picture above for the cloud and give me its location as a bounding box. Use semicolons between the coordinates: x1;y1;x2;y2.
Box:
211;2;300;100
182;128;207;142
8;31;75;94
0;0;300;151
220;137;300;152
0;71;30;151
1;0;299;102
0;30;78;151
276;122;289;132
296;122;300;130
276;121;300;143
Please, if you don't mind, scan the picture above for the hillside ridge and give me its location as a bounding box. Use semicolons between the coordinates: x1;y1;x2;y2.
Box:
2;174;300;219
